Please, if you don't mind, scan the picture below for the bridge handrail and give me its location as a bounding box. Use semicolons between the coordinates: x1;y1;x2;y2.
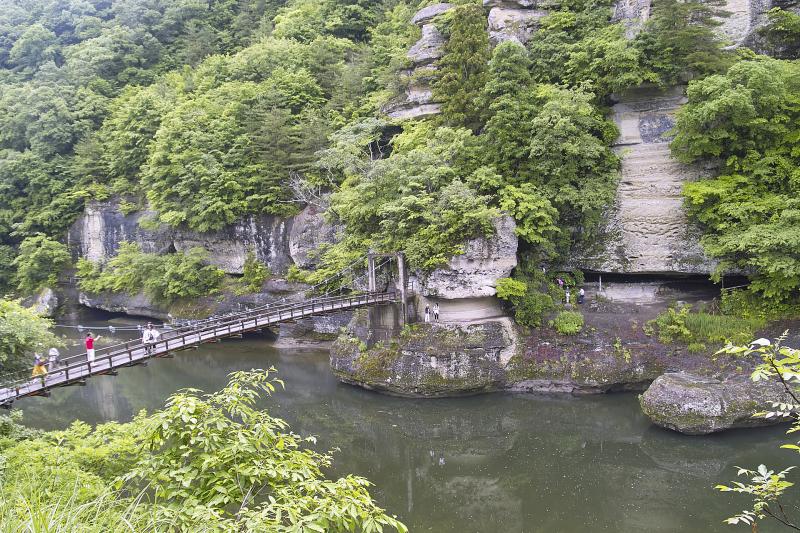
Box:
0;291;368;385
0;291;397;394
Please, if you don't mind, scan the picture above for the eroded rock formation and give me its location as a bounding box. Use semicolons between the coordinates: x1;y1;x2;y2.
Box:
484;0;549;44
331;309;519;397
413;215;518;299
385;3;453;119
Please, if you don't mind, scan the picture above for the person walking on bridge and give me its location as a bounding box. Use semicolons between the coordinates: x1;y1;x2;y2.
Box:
143;323;160;355
85;333;99;363
31;353;47;383
47;347;60;370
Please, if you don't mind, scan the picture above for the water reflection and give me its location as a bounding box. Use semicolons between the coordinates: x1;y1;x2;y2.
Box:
18;335;790;533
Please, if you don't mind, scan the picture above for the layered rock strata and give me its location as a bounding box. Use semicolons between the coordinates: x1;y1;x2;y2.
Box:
574;86;717;274
413;215;518;300
385;3;453;119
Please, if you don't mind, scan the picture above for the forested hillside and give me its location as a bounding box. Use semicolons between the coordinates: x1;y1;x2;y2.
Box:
0;0;799;311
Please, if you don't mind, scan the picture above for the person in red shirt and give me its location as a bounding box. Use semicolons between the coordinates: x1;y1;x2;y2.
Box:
85;333;97;362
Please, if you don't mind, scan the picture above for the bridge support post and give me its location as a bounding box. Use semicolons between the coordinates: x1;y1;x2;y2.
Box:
367;254;377;292
396;252;407;326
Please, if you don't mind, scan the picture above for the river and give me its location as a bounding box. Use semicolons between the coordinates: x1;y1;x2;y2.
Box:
15;314;792;532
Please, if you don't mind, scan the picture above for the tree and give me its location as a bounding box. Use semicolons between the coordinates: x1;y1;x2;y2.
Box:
674;58;800;299
432;3;490;131
635;0;733;85
12;234;70;295
716;337;800;530
759;8;800;58
0;370;408;532
9;23;58;72
0;298;63;373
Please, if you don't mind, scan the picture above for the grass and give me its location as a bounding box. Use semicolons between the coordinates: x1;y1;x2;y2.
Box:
649;305;765;347
682;312;764;345
0;480;171;533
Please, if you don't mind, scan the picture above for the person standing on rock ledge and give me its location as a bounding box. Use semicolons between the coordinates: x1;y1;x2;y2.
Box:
578;288;585;304
433;302;440;322
424;304;430;323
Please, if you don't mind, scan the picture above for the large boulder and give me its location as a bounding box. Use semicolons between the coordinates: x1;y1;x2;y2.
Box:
640;372;793;435
331;313;518;397
415;215;518;299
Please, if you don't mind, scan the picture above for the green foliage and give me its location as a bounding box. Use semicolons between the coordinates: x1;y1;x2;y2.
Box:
238;251;271;294
432;2;490;130
721;288;800;322
494;257;562;327
715;337;800;530
329;126;499;271
553;310;584;335
528;1;652;96
0;370;407;532
77;242;225;304
648;305;765;346
12;234;70;295
634;0;733;85
0;298;63;373
759;8;800;58
675;58;800;299
496;277;528;301
0;410;41;450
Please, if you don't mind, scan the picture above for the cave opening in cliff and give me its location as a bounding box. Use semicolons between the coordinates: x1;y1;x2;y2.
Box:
580;271;751;302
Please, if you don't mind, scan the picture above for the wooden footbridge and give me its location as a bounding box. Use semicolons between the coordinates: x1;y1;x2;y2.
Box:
0;291;399;408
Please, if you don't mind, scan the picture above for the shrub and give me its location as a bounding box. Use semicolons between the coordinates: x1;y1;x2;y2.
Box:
0;299;63;374
553;310;584;335
496;277;527;301
237;251;271;294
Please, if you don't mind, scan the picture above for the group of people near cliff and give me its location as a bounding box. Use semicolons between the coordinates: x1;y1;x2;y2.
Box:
556;278;585;305
423;303;439;323
31;323;162;379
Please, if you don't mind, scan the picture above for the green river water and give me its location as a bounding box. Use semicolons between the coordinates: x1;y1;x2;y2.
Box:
15;317;793;533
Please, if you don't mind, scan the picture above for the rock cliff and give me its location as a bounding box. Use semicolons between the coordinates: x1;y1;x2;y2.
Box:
572;86;717;275
69;200;335;275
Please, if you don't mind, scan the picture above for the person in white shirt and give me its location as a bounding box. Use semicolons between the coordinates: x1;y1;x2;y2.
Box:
47;347;60;369
143;323;161;354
